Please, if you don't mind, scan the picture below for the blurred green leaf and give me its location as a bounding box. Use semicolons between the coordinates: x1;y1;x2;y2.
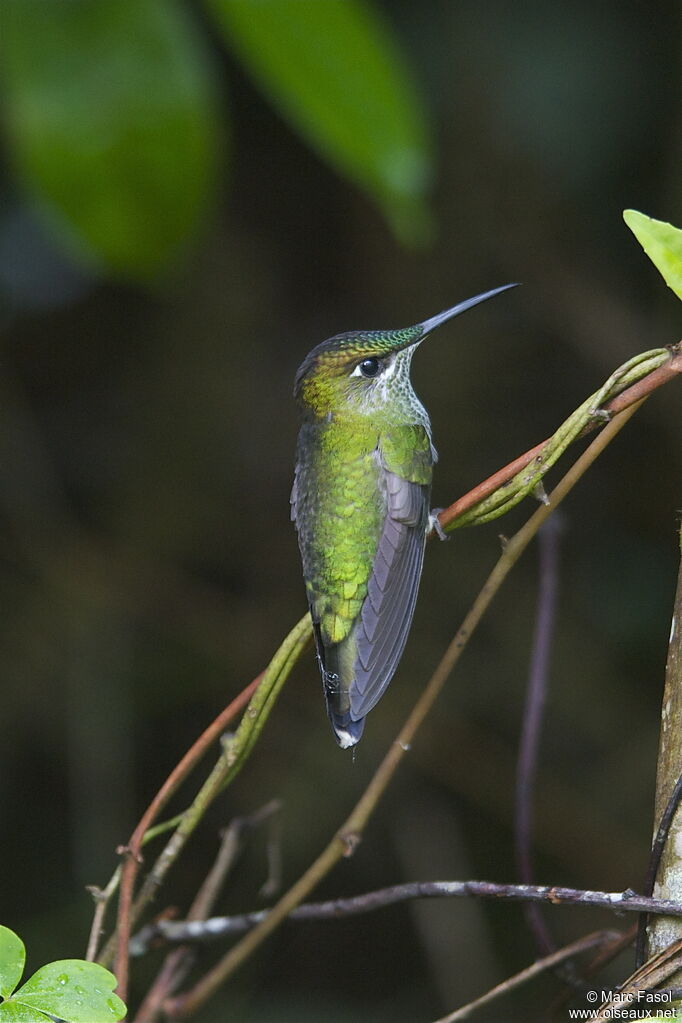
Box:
206;0;433;244
0;926;25;1000
624;209;682;301
0;0;222;280
9;960;125;1023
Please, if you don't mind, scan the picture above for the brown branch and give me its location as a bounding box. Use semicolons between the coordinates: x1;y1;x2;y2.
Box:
133;801;281;1023
432;930;622;1023
107;672;262;997
437;341;681;531
131;880;682;951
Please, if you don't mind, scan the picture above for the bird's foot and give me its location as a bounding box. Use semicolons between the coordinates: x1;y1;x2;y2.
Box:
428;509;449;541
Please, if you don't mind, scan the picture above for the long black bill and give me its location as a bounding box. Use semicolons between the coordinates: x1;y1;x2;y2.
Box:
417;282;519;338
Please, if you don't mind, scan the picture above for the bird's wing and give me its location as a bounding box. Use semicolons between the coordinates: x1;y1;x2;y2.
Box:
348;427;432;719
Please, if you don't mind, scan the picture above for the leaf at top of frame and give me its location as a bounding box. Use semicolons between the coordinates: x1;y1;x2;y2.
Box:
207;0;433;245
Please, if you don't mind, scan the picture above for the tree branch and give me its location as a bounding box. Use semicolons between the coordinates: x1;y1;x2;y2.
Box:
130;880;682;952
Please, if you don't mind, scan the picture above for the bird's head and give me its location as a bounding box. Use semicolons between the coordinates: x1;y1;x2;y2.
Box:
294;284;516;419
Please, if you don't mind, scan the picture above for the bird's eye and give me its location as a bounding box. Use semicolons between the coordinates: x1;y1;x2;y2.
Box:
358;357;381;378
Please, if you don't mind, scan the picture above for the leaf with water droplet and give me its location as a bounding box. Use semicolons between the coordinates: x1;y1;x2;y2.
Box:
0;927;25;1000
8;960;125;1023
624;209;682;302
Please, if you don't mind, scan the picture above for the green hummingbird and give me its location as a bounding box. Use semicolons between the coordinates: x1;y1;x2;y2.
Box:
292;284;515;748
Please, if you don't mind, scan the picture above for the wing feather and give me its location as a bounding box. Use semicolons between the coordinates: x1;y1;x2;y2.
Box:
350;467;429;718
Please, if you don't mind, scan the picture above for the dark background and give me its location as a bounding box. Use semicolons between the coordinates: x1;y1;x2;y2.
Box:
0;2;680;1020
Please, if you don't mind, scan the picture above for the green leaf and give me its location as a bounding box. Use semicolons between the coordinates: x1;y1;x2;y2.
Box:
9;960;125;1023
206;0;433;244
0;1002;52;1022
623;209;682;301
0;0;222;280
0;926;25;1000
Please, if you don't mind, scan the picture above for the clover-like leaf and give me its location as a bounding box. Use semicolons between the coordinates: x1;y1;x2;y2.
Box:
623;209;682;302
9;960;125;1023
0;927;25;1000
0;1002;52;1021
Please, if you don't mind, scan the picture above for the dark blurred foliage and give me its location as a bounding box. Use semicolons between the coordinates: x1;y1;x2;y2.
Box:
0;2;680;1021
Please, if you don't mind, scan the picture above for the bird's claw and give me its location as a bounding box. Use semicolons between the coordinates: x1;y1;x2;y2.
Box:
429;509;449;541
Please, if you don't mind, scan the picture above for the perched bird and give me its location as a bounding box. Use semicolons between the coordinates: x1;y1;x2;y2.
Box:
292;285;515;747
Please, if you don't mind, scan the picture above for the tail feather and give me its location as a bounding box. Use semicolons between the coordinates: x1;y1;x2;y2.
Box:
313;618;365;748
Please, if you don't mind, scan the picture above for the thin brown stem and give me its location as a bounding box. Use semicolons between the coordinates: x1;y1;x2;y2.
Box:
432;930;621;1023
107;673;262;994
515;517;562;957
133;801;281;1023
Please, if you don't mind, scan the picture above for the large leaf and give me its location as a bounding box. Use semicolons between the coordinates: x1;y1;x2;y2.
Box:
623;209;682;302
207;0;433;243
0;927;25;1001
8;960;125;1023
0;0;221;279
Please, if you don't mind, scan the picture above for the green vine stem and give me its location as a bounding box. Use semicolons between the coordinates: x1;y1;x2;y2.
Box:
448;346;671;529
108;613;312;996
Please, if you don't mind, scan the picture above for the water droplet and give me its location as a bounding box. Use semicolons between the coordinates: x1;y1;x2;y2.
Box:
57;974;69;986
75;985;85;994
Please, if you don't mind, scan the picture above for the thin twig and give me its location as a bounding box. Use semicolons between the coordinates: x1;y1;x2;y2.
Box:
109;614;310;1000
103;672;263;985
515;517;562;956
163;401;645;1020
86;870;121;962
133;801;281;1023
431;930;620;1023
87;813;187;963
131;880;682;951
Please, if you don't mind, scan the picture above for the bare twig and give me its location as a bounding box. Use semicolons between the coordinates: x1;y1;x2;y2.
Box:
131;880;682;952
86;871;121;962
515;517;562;957
432;930;621;1023
101;672;263;981
133;801;281;1023
109;614;310;998
163;402;645;1020
87;813;185;963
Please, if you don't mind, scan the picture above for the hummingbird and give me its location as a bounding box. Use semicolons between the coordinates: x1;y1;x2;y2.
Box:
292;284;515;748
